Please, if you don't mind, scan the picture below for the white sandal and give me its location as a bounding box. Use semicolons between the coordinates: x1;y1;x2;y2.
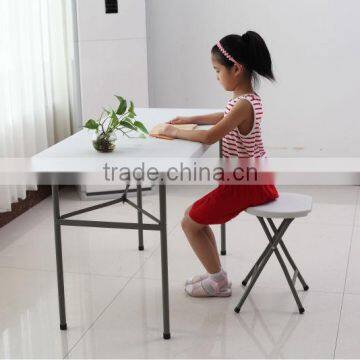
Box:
185;278;232;297
185;273;232;288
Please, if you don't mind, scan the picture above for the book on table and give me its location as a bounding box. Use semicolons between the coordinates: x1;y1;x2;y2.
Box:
150;123;197;140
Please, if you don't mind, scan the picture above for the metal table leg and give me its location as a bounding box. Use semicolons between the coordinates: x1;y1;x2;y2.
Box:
52;185;67;330
159;182;171;339
51;182;171;339
221;223;226;255
219;140;227;256
137;183;144;251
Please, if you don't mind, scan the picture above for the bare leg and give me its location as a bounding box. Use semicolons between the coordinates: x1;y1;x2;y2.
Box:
181;213;221;274
203;225;221;266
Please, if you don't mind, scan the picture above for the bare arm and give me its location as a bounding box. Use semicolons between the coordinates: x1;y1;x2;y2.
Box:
161;100;253;144
191;112;224;125
167;112;224;125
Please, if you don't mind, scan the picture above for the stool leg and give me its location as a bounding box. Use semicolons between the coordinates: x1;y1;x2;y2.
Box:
261;218;305;314
242;241;273;286
220;223;226;255
267;219;309;291
235;242;274;313
279;241;309;291
274;247;305;314
235;219;292;313
242;217;276;286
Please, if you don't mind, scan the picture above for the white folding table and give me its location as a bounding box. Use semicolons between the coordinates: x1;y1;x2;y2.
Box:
31;107;225;340
25;106;360;340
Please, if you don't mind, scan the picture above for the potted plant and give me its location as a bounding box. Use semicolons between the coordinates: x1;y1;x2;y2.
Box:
83;95;149;152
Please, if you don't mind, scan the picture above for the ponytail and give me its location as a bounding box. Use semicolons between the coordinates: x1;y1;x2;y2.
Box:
242;31;275;81
211;31;275;83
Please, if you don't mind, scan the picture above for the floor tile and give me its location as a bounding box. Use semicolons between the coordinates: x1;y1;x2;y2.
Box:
0;267;129;358
135;220;353;294
0;187;183;277
67;277;342;358
334;293;360;358
344;226;360;294
354;190;360;227
0;185;359;358
0;219;162;277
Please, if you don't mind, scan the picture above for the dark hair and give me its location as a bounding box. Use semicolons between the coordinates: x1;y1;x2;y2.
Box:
211;31;275;86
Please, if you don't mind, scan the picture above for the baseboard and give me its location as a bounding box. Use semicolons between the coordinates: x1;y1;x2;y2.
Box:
0;186;52;228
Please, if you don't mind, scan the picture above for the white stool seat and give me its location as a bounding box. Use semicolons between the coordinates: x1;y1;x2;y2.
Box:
246;192;313;219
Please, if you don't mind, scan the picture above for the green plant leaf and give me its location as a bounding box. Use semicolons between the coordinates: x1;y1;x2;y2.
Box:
109;110;119;131
110;109;118;119
119;120;137;131
134;120;149;134
121;116;134;124
83;119;99;130
128;100;134;112
115;96;127;115
128;100;136;116
115;95;124;102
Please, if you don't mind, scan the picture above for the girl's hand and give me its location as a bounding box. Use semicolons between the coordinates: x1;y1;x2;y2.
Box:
166;116;192;125
157;124;179;138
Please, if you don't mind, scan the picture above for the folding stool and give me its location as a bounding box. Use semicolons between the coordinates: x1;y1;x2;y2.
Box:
234;192;313;314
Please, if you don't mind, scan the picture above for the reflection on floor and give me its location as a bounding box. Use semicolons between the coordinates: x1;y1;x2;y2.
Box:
0;185;359;358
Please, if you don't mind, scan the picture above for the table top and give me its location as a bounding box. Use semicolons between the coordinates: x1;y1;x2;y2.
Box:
33;108;217;161
29;107;221;184
4;107;357;186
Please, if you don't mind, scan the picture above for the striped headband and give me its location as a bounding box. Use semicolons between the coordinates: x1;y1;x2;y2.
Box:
216;41;241;67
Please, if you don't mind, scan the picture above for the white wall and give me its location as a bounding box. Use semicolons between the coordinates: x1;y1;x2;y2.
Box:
146;0;360;158
76;0;149;122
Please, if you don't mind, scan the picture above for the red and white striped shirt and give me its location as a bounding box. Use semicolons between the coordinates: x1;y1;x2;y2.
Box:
221;93;267;158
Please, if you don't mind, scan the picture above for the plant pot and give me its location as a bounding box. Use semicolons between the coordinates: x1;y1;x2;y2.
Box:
92;132;117;153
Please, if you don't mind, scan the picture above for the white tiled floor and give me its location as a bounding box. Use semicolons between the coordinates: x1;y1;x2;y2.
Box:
0;185;359;358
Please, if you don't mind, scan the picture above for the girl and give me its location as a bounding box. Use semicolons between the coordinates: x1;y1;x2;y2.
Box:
157;31;279;297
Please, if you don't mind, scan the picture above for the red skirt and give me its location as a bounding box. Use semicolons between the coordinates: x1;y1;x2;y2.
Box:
188;184;279;225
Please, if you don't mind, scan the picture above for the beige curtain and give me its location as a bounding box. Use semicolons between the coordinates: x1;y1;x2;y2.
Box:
0;0;77;212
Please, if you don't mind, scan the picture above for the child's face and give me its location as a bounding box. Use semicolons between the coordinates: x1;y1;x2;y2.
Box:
211;55;241;91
